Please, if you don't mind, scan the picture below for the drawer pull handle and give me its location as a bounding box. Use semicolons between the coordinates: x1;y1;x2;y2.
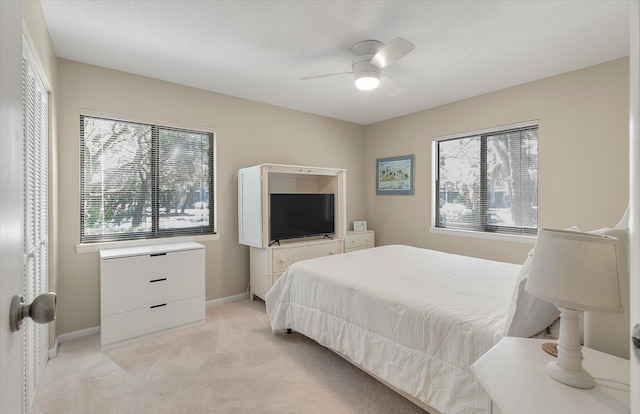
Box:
150;278;167;283
150;303;167;309
150;252;167;257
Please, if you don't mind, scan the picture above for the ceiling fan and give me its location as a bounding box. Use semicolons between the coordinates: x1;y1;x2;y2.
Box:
301;38;415;95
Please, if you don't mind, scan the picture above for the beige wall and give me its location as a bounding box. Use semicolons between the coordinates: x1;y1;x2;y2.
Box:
55;55;628;335
364;58;629;264
56;59;366;334
21;0;59;346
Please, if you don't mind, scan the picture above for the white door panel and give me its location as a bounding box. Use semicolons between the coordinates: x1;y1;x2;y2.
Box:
23;37;50;413
1;2;27;413
1;5;52;413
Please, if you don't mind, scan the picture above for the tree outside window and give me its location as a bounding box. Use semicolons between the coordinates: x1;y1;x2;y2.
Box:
436;125;538;235
80;115;215;242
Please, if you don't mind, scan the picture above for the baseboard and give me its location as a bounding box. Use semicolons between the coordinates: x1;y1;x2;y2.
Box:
48;336;60;359
48;326;100;358
206;292;249;307
49;293;249;357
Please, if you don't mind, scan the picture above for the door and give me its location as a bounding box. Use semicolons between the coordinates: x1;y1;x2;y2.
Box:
630;3;640;414
22;35;51;412
0;1;27;414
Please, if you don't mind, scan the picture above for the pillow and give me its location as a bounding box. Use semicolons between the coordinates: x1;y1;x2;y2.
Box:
503;226;580;337
503;249;559;337
588;227;628;274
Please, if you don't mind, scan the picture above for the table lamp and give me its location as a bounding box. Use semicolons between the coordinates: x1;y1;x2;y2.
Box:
525;228;621;389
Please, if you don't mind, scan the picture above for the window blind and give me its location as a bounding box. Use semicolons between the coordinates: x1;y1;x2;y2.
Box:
80;115;215;242
435;124;538;235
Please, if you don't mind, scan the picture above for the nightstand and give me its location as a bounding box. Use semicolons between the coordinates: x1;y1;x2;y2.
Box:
471;337;629;414
345;230;375;253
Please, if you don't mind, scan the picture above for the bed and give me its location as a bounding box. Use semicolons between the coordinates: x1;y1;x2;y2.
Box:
264;228;629;413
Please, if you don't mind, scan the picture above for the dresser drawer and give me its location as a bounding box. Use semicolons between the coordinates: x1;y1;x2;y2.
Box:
271;240;341;272
101;295;204;348
272;271;285;286
100;248;203;287
101;271;204;316
346;231;375;252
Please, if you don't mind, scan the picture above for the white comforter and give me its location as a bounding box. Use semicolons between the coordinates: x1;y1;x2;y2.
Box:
265;245;520;414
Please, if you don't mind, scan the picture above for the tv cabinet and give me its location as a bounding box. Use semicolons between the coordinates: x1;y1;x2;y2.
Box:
238;163;347;300
249;238;343;300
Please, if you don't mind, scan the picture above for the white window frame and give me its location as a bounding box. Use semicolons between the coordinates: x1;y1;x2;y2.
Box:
430;120;539;244
76;111;219;253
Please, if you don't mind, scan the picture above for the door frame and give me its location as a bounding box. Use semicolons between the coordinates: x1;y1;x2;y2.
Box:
629;3;639;414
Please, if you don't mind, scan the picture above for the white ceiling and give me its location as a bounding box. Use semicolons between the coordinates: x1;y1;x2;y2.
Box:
39;0;630;125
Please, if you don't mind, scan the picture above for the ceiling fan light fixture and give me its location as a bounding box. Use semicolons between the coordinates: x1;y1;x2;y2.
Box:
354;71;380;91
302;37;414;95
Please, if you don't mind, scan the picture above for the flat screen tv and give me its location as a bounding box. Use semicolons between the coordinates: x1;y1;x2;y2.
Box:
269;193;335;243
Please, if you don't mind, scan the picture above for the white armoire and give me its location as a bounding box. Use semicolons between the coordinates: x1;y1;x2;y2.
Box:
238;164;347;300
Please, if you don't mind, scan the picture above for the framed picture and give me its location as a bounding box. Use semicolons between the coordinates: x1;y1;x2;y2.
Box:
376;154;414;195
353;220;367;231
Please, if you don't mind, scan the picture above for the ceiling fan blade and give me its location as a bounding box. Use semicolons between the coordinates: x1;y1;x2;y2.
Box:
300;72;352;80
380;75;406;96
370;38;415;69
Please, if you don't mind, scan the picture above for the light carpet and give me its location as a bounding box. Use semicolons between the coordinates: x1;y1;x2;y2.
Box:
35;299;428;414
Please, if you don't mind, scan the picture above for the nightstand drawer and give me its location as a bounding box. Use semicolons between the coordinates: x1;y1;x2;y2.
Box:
346;230;375;252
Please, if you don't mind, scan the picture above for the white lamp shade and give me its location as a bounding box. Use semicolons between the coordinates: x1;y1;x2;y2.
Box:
525;228;621;313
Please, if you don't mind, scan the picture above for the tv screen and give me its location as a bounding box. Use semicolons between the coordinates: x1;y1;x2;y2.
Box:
270;193;335;242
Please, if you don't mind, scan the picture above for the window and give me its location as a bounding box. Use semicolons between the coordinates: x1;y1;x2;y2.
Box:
434;122;538;236
80;115;215;242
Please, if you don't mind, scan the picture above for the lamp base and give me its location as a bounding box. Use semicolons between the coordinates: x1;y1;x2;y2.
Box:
548;306;595;389
546;360;595;389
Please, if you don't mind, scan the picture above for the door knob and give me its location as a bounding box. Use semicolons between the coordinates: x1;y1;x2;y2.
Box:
9;292;56;332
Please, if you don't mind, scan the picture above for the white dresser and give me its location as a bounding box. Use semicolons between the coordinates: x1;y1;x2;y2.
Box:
100;241;205;350
345;230;375;253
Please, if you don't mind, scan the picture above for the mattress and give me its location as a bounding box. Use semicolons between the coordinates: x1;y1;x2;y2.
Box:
265;244;521;414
